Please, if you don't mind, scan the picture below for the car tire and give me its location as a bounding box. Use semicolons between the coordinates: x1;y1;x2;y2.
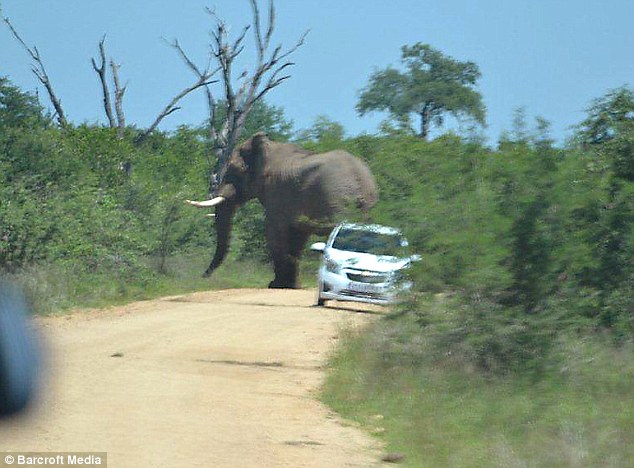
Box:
316;281;327;307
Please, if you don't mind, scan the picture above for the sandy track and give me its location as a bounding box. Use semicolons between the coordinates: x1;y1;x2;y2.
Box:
1;289;386;467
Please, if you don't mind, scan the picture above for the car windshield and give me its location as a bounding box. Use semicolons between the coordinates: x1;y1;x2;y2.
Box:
332;228;407;257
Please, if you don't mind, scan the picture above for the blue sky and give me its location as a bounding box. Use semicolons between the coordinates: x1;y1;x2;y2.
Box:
1;0;633;145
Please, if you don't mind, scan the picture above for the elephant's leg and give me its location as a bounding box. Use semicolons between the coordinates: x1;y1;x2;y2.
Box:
269;255;296;289
265;223;310;289
266;222;293;289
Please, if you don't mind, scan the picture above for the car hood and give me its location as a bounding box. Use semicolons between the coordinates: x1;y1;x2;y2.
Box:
326;249;410;273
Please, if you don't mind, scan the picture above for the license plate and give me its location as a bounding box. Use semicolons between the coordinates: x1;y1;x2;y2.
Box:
347;282;382;294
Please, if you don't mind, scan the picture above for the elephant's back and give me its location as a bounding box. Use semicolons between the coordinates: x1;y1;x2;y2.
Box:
301;150;378;214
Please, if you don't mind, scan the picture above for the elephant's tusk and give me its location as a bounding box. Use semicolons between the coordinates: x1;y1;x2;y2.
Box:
205;213;216;218
185;197;226;208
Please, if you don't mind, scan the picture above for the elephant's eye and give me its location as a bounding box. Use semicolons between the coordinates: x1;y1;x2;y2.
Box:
230;160;247;173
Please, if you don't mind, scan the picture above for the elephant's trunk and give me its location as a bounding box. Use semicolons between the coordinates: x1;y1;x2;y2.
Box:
204;202;236;277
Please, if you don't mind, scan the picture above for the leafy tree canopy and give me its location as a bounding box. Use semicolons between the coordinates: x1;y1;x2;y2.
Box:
296;115;345;143
575;86;634;181
576;86;634;146
0;76;49;129
356;43;486;140
211;99;294;142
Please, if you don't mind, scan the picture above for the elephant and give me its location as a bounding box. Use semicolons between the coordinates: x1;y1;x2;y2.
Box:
186;132;378;289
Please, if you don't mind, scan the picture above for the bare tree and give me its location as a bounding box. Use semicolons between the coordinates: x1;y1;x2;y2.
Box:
91;37;117;129
90;37;130;139
2;0;306;172
166;38;221;173
133;71;217;145
89;36;215;143
3;9;217;143
174;0;308;195
110;59;127;139
2;10;67;127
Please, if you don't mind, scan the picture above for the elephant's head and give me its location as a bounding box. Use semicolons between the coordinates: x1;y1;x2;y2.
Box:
186;132;268;277
214;132;267;204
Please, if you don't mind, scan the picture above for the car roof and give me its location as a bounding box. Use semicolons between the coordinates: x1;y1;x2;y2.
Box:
337;222;402;236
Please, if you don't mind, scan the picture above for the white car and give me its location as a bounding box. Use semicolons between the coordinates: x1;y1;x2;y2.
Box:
310;223;419;306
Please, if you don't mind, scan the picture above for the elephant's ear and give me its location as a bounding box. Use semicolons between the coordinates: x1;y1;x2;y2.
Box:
251;132;269;155
242;132;268;172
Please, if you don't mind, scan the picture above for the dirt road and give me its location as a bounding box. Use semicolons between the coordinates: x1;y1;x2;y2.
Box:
1;289;386;467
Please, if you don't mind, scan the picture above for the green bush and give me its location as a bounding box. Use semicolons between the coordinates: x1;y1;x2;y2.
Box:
304;94;634;373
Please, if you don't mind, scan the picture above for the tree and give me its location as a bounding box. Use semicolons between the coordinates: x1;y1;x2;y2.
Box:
573;87;634;319
296;115;345;143
1;10;66;127
3;0;306;180
576;87;634;146
356;43;485;140
0;76;49;129
211;99;294;143
575;86;634;181
196;98;293;176
170;1;307;195
2;8;214;139
91;36;128;139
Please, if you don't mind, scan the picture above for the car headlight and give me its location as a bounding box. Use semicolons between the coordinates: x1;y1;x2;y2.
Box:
325;256;340;274
391;269;408;283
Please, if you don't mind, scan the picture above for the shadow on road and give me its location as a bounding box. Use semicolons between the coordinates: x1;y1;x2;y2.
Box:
312;303;385;315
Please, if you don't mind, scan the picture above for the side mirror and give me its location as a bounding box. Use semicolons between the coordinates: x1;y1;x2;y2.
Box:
310;242;326;253
409;254;422;262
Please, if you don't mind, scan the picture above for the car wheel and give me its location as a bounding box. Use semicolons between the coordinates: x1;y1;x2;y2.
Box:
316;281;327;307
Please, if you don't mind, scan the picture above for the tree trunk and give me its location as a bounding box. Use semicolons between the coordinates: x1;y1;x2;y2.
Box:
419;104;431;140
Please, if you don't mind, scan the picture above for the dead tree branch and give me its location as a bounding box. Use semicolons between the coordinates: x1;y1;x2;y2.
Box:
134;73;218;145
90;37;127;139
166;38;221;170
2;12;67;127
110;60;127;138
91;36;116;128
167;39;219;136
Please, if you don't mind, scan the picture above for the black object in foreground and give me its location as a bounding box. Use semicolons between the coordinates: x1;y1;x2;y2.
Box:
0;283;39;417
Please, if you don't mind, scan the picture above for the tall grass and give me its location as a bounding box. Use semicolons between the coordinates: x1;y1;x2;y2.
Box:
322;303;634;467
2;249;276;315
